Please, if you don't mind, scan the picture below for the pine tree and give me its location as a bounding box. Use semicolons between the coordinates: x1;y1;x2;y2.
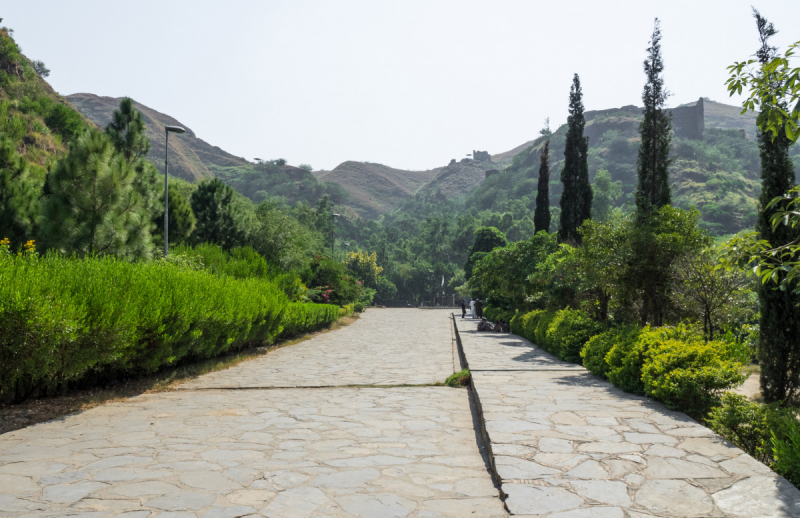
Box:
152;184;196;247
0;135;38;246
635;19;672;220
534;140;551;233
750;10;800;404
39;130;152;258
190;178;246;250
105;98;151;165
558;74;592;244
105;98;161;234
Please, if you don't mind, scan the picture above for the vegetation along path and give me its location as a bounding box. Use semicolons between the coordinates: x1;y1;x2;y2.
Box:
0;309;507;518
455;319;800;517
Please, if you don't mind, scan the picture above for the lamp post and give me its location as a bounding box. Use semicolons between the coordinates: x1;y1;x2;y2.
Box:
163;125;186;257
331;213;340;259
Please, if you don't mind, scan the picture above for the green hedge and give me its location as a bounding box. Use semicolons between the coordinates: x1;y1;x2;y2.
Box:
547;309;605;364
582;325;640;379
278;302;339;340
0;250;338;402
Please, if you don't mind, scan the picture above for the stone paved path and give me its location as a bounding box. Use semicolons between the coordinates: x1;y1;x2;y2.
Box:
180;310;455;389
455;321;800;517
0;309;507;518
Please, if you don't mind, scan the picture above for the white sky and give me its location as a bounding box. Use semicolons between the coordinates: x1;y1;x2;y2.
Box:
4;1;800;171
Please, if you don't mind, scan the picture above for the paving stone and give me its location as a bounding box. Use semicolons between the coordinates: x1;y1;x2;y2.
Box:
635;479;714;517
335;492;416;517
502;483;584;515
549;507;625;518
712;476;800;517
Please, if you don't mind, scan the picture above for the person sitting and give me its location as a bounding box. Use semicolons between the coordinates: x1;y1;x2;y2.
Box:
477;318;492;331
502;321;511;333
494;319;504;332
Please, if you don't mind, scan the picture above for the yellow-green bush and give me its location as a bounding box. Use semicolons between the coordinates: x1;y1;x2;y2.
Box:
642;337;746;415
0;249;337;402
582;325;641;379
278;302;339;339
546;309;605;364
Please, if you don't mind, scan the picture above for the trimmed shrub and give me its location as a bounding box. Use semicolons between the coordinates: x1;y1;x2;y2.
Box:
521;310;545;341
510;312;525;335
642;337;746;416
277;302;339;339
534;310;558;351
546;309;605;363
606;325;700;396
484;306;515;324
582;325;640;379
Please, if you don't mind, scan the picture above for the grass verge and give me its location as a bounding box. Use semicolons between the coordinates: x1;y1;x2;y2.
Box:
0;314;360;436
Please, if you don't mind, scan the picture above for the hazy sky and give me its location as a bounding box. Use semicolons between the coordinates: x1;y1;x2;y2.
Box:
4;1;800;171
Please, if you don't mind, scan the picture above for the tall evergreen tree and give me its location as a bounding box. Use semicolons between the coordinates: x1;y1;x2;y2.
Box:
629;19;678;327
105;98;161;234
190;178;247;250
152;184;196;247
635;19;672;219
749;10;800;404
534;140;551;233
105;98;151;165
39;130;152;258
558;74;592;243
0;135;38;246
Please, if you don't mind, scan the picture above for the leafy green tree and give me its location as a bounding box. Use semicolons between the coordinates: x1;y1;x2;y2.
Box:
0;135;38;246
591;169;622;221
626;207;710;326
558;74;592;244
471;231;557;310
190;178;247;250
464;226;508;280
635;19;672;219
534;140;551;233
152;184;196;247
39;130;152;258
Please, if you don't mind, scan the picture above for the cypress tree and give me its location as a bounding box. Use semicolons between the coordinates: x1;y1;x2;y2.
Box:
39;130;152;258
635;19;672;219
750;10;800;404
190;178;247;250
629;18;677;327
534;140;551;233
0;135;38;246
558;74;592;243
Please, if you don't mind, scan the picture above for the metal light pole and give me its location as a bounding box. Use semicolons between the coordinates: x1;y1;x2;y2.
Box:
163;125;185;257
331;213;340;259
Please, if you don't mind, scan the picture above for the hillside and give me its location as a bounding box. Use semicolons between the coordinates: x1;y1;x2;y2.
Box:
467;98;796;236
66;93;249;182
315;161;440;218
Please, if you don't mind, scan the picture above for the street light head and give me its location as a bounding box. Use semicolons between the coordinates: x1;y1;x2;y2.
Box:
165;125;186;134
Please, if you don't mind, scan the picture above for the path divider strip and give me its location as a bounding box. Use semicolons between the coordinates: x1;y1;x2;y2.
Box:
451;314;504;494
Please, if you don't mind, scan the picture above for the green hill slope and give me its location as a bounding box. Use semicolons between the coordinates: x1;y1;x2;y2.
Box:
0;25;93;183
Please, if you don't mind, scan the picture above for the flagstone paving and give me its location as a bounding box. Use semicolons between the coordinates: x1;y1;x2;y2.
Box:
1;309;508;518
180;309;456;390
455;323;800;517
